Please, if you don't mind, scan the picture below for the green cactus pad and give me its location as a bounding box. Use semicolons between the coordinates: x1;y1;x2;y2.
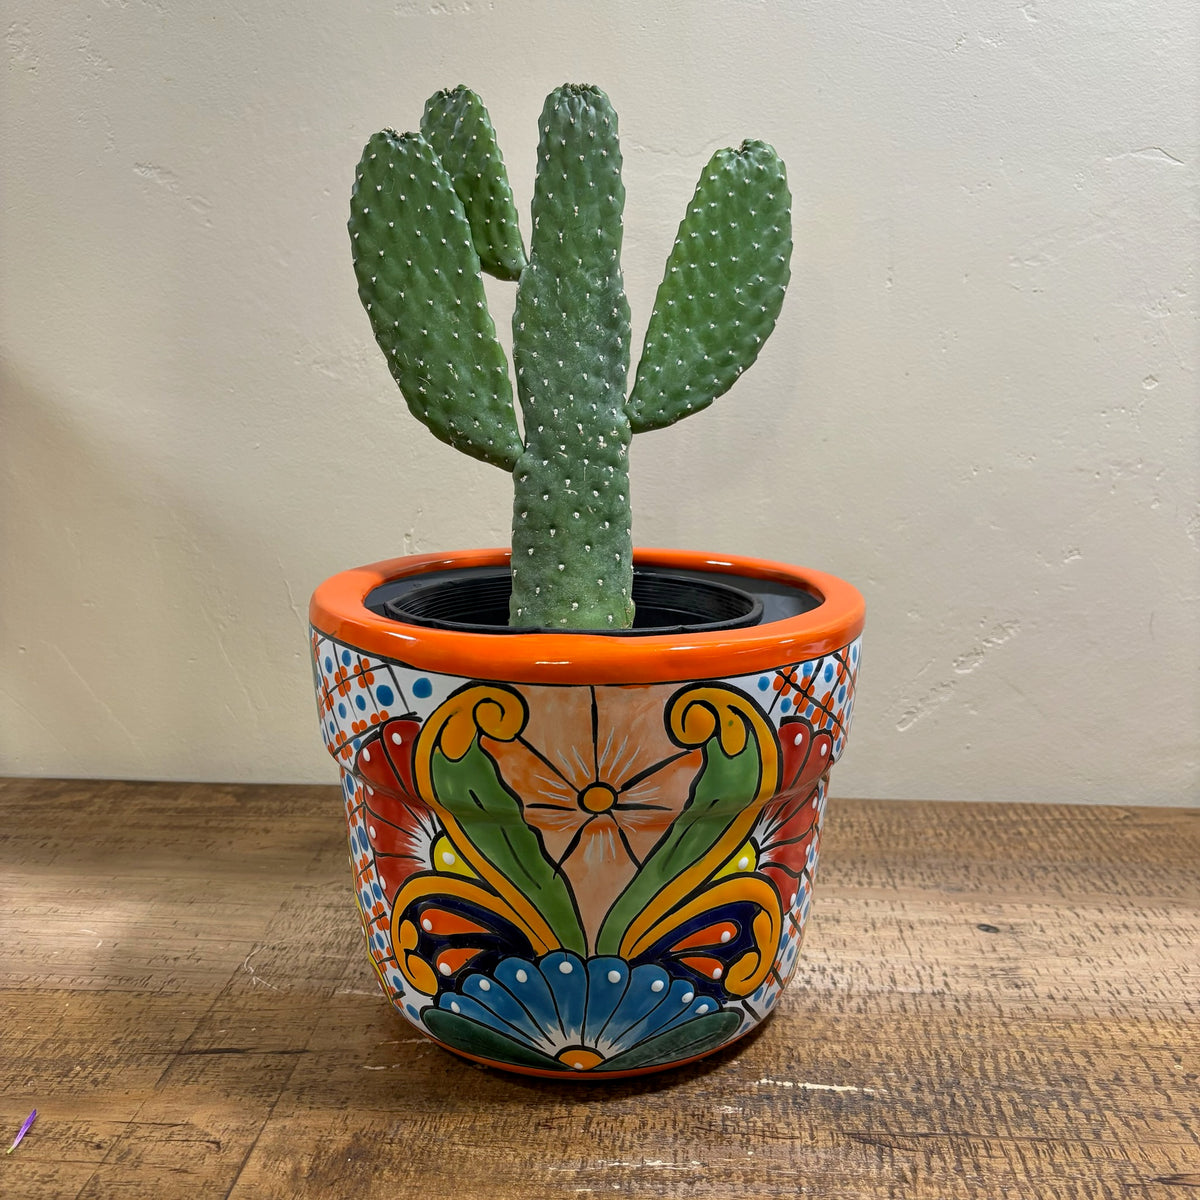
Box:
509;86;635;629
420;86;528;282
349;129;523;470
626;140;792;434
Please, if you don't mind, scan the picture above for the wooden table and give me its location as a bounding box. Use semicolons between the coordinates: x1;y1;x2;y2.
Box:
1;780;1196;1199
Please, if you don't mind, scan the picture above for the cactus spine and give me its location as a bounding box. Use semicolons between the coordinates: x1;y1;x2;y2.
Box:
349;84;792;630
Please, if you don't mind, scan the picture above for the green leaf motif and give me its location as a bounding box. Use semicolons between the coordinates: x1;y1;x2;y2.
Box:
430;738;587;955
423;1009;561;1070
598;1010;742;1071
595;712;764;956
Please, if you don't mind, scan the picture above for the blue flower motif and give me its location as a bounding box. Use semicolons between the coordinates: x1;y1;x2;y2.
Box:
424;951;739;1072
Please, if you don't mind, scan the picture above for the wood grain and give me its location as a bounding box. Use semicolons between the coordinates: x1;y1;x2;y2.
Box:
1;779;1196;1199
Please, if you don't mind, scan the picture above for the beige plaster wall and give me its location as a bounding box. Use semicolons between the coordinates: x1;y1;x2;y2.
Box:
2;0;1197;803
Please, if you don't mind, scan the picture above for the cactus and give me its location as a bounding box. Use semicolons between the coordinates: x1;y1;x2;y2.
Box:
349;84;792;630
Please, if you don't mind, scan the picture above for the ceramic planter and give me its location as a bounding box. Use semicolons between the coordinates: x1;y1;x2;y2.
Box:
309;548;864;1078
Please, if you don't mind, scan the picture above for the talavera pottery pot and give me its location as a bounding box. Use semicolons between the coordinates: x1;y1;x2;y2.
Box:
309;547;864;1079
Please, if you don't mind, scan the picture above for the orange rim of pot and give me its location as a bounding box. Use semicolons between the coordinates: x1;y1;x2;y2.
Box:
309;547;865;686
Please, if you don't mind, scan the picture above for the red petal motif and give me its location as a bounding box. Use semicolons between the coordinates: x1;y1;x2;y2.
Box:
356;717;421;798
779;718;833;794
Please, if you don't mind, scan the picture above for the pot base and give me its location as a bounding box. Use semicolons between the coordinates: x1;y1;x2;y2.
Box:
420;1017;765;1080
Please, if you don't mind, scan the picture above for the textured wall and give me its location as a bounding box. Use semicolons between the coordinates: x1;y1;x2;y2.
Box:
2;1;1197;802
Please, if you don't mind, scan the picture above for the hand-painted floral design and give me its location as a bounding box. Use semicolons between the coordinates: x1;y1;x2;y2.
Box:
313;645;415;763
352;716;438;899
762;650;857;752
480;684;704;947
752;716;830;906
310;626;862;1077
424;951;742;1073
343;770;411;1002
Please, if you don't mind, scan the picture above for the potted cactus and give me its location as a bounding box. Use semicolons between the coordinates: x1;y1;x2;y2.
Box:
309;84;864;1078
